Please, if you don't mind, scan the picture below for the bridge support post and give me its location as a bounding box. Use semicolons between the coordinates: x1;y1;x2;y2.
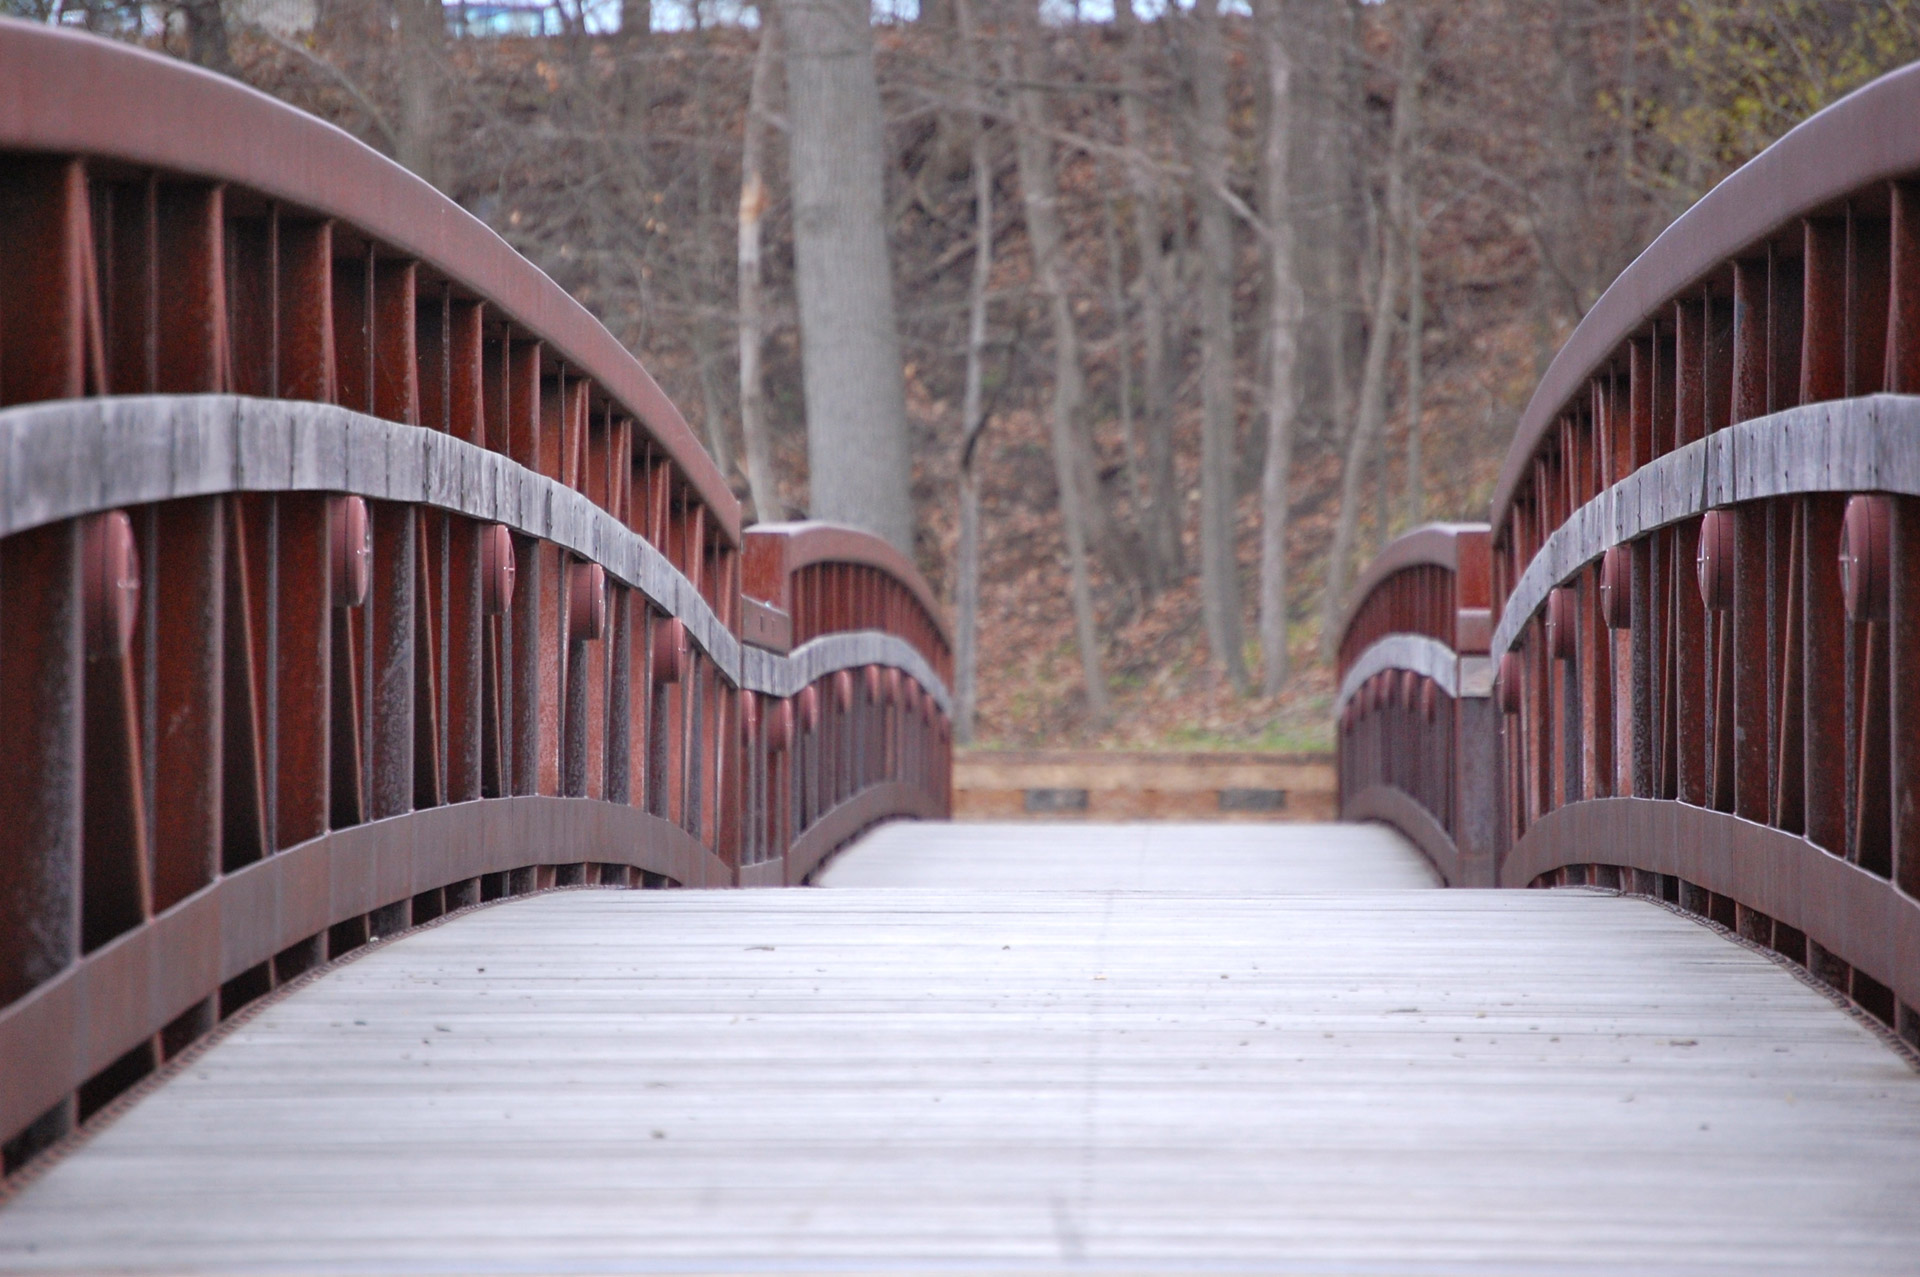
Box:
1454;695;1507;887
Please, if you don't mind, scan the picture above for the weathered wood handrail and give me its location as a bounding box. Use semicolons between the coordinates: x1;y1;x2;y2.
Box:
1341;59;1920;1052
0;20;950;1172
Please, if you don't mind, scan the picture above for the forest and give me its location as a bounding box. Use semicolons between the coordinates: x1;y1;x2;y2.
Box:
12;0;1920;750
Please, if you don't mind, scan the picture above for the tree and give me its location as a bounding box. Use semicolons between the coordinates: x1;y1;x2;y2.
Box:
1191;0;1250;693
1114;0;1181;588
737;4;785;522
393;0;447;189
1254;0;1302;697
1321;6;1427;659
783;0;916;554
951;0;995;744
1007;0;1111;726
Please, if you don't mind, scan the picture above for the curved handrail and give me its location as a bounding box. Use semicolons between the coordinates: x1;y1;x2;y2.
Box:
0;26;953;1172
1490;58;1920;533
1491;394;1920;660
745;521;952;684
1480;61;1920;1046
0;395;950;708
0;17;739;542
1334;525;1501;887
745;521;948;642
1337;523;1486;641
1335;524;1491;680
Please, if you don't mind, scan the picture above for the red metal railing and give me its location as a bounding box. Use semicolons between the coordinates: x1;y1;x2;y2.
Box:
1340;59;1920;1050
0;19;950;1172
1333;525;1501;886
744;521;953;688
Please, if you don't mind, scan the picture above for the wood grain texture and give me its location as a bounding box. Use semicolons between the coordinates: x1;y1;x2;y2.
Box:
3;822;1919;1274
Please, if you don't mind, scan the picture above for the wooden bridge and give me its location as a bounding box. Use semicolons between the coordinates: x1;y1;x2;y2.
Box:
3;20;1920;1273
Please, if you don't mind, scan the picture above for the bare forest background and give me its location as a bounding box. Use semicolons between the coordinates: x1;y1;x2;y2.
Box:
15;0;1920;750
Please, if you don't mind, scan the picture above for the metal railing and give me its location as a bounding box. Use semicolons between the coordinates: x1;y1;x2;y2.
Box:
0;19;950;1170
1333;524;1501;885
1340;59;1920;1050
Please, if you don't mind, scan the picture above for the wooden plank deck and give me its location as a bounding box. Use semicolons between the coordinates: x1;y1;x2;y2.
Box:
2;822;1918;1273
815;820;1440;890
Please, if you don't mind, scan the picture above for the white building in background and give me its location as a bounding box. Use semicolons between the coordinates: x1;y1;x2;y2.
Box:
232;0;316;36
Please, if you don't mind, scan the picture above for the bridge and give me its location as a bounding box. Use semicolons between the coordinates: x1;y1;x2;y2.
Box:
2;19;1919;1273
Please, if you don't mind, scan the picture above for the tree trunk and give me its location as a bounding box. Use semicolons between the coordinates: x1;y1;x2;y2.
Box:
693;6;737;484
1115;0;1181;586
1254;0;1302;698
738;7;784;523
1396;5;1428;532
953;0;994;745
394;0;446;188
1006;20;1110;727
783;0;916;554
619;0;653;121
693;340;736;482
1320;13;1423;659
181;0;236;75
1192;0;1250;693
1100;186;1148;559
1403;203;1425;527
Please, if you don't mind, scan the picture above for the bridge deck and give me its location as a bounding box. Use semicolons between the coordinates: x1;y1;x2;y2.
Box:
3;823;1918;1273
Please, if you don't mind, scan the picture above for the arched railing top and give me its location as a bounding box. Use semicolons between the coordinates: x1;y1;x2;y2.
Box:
1491;57;1920;536
1336;523;1490;680
0;16;739;544
745;522;945;638
744;521;951;684
1475;62;1920;1042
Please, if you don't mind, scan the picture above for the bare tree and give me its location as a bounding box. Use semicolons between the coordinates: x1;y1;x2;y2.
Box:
180;0;235;72
1321;7;1427;657
1006;2;1110;726
783;0;915;553
1191;0;1250;693
951;0;994;744
395;0;447;187
1402;190;1425;526
1114;0;1181;587
738;5;784;521
1255;0;1302;697
691;2;739;484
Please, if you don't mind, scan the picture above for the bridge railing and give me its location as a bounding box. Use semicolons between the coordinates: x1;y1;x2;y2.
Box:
1336;60;1920;1047
0;19;951;1171
1333;524;1501;885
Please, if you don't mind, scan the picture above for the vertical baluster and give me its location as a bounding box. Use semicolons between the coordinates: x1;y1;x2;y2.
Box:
1674;298;1709;806
1846;204;1890;397
629;599;652;814
104;176;159;397
1802;222;1850;852
1892;497;1920;894
1774;500;1805;834
508;533;539;797
222;499;268;868
606;585;631;805
446;515;485;804
272;221;336;848
0;522;83;1156
1731;260;1770;821
1888;185;1920;892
